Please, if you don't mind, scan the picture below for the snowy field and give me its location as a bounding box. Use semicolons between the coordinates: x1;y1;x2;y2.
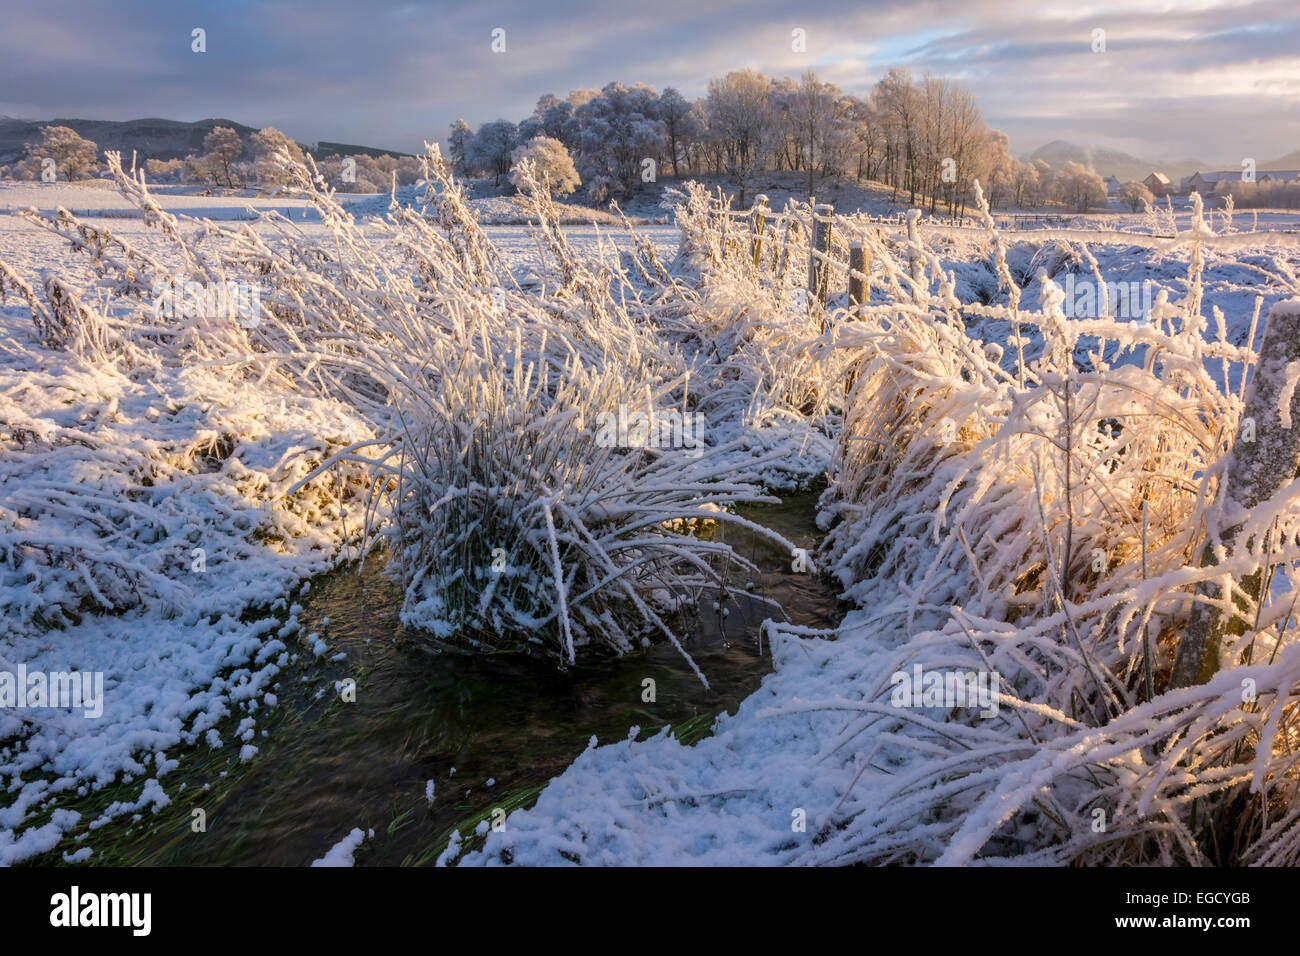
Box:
0;180;651;227
0;180;323;222
0;216;681;284
5;167;1300;866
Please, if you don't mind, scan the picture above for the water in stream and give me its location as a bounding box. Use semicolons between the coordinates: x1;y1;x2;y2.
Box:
115;492;841;865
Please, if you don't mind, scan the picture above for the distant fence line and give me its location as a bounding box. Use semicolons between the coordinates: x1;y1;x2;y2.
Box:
714;201;1300;238
713;203;1099;233
693;192;1300;331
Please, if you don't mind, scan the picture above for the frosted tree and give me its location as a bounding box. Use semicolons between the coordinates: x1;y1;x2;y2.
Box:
658;87;700;177
568;82;665;197
870;66;920;204
24;125;99;180
447;119;473;175
1055;160;1107;211
532;93;563;120
705;69;770;208
508;136;580;197
765;76;799;172
250;127;307;187
1120;180;1154;212
180;153;215;185
466;120;519;184
567;87;600;110
1028;159;1054;207
516;94;561;144
842;95;883;182
1012;160;1048;208
787;71;841;198
202;126;244;188
144;157;183;181
540;99;574;145
947;86;992;216
974;130;1016;210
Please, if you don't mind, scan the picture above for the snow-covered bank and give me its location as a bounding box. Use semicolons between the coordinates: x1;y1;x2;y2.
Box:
0;279;373;863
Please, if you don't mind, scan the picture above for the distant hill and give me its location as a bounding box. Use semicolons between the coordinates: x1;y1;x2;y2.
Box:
1024;140;1206;183
1263;148;1300;170
0;116;410;168
0;117;263;168
309;141;416;160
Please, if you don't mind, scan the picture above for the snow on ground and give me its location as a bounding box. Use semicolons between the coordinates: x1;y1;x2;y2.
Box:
342;182;634;225
310;826;372;866
0;283;372;863
0;180;322;222
455;619;868;865
3;176;1300;866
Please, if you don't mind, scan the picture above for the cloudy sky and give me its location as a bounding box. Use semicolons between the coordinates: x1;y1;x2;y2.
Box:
1;0;1297;163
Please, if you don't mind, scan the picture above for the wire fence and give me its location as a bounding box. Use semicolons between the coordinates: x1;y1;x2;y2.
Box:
683;188;1300;327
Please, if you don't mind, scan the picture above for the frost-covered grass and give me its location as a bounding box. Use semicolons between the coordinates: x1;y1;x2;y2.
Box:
2;150;818;669
454;187;1300;867
805;191;1300;865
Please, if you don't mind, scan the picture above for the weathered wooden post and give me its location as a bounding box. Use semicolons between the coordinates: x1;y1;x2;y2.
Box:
1171;298;1300;687
720;199;731;260
845;240;869;399
848;241;868;311
750;194;768;268
808;203;834;328
905;209;923;301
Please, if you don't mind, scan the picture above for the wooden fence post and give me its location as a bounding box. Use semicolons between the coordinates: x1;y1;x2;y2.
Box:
905;209;923;301
751;194;768;268
845;240;869;400
808;203;834;327
776;215;798;288
848;241;867;312
1170;298;1300;687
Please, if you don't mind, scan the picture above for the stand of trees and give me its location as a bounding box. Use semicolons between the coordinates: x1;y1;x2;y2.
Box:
1215;178;1300;210
1;67;1141;215
1;123;426;193
178;127;425;192
8;126;100;181
449;67;1123;214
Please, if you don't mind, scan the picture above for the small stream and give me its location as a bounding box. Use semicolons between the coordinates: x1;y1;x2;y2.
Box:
119;492;841;865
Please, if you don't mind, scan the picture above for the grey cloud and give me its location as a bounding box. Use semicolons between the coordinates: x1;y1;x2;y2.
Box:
0;0;1293;161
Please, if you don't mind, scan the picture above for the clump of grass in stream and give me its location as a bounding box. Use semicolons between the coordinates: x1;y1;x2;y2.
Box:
384;328;789;677
261;156;802;675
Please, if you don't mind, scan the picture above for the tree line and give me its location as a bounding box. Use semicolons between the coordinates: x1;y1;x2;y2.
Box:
1;124;426;193
450;66;1132;214
4;67;1185;215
